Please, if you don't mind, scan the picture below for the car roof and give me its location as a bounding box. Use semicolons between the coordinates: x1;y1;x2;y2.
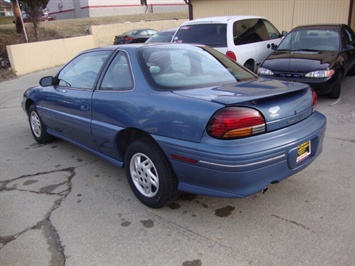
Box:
158;27;177;33
181;15;266;25
292;24;345;31
84;43;204;53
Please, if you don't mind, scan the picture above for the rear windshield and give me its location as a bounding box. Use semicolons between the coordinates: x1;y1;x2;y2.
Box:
138;45;256;91
173;24;227;47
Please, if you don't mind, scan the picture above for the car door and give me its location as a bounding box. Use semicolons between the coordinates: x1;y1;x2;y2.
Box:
231;19;258;67
341;25;355;75
91;51;135;161
40;50;111;149
253;19;282;66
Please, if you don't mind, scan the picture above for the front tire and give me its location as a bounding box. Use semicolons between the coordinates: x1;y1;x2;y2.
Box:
328;75;341;99
28;104;54;144
125;138;179;208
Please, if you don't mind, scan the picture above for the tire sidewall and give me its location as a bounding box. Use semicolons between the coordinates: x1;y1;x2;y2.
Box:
328;74;342;99
125;139;176;208
29;104;52;144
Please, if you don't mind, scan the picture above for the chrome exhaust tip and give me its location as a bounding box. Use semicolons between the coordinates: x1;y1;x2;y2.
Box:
261;186;269;194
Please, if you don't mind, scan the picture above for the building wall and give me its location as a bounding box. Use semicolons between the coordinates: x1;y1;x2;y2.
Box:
47;0;187;20
191;0;352;32
6;18;187;76
0;0;12;16
351;0;355;30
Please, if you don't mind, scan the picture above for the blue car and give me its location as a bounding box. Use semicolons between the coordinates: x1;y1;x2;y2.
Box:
22;43;326;208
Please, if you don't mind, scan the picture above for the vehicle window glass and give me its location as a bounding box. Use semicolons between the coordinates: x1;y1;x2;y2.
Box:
57;50;110;90
262;19;280;39
342;27;354;46
147;30;157;35
233;19;269;45
278;29;340;51
173;24;227;47
100;52;134;91
138;46;256;90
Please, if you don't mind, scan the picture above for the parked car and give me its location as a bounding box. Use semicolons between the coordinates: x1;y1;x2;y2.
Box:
145;28;177;43
13;10;54;23
172;16;286;71
114;28;157;44
22;43;326;208
258;24;355;99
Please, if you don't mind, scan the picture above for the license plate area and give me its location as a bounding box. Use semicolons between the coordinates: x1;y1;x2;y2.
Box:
296;141;311;163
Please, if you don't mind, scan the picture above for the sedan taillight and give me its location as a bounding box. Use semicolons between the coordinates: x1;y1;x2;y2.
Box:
207;107;265;139
311;89;317;110
124;36;133;41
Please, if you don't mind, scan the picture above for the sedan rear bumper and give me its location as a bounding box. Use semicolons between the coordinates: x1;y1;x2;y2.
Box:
155;111;326;198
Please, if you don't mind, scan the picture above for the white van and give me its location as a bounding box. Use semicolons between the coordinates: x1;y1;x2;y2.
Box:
173;16;285;71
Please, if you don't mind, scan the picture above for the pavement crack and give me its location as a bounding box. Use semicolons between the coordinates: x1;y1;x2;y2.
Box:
272;214;313;232
325;135;355;143
0;167;75;265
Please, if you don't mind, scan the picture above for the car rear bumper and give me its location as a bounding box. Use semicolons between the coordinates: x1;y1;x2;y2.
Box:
155;111;326;198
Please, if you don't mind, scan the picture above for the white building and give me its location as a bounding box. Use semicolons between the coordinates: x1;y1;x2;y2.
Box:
46;0;187;20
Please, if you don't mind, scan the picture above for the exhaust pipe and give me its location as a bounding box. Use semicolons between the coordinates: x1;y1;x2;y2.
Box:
261;186;269;194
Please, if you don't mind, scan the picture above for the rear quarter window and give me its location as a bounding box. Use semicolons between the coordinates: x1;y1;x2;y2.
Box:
233;19;270;45
174;24;227;47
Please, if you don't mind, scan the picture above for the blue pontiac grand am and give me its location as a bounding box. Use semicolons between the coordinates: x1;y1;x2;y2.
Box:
22;43;326;208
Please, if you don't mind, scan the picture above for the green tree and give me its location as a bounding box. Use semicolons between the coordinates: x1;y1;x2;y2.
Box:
19;0;49;40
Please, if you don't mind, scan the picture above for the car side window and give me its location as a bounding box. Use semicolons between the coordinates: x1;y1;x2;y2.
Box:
262;19;280;39
342;27;354;46
174;24;227;47
233;19;269;45
57;51;110;90
100;52;134;91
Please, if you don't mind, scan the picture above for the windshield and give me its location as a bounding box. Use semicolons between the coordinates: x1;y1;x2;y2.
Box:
173;24;227;47
138;45;256;91
278;29;340;51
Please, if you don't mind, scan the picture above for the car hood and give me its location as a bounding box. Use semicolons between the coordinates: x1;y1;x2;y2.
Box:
262;50;338;72
173;78;313;131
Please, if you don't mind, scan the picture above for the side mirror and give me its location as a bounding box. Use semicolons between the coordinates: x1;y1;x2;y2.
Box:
267;43;278;50
281;31;287;37
343;44;354;51
39;76;54;87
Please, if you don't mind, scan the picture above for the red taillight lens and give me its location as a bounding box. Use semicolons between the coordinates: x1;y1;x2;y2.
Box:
311;89;317;110
124;36;133;41
207;107;265;139
226;51;237;61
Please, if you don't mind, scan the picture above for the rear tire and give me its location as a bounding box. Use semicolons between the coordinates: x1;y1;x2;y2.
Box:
29;104;54;144
243;61;254;72
125;138;179;208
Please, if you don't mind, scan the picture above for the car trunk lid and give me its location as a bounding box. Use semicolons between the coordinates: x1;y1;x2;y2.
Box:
173;78;313;132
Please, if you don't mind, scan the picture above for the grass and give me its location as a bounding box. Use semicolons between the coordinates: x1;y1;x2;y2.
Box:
0;11;188;81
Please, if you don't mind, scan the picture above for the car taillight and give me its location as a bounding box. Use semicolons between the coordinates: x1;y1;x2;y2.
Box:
226;51;237;61
311;89;317;111
207;107;265;139
124;36;133;41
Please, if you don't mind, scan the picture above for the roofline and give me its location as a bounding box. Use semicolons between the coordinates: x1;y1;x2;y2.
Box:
182;15;266;24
